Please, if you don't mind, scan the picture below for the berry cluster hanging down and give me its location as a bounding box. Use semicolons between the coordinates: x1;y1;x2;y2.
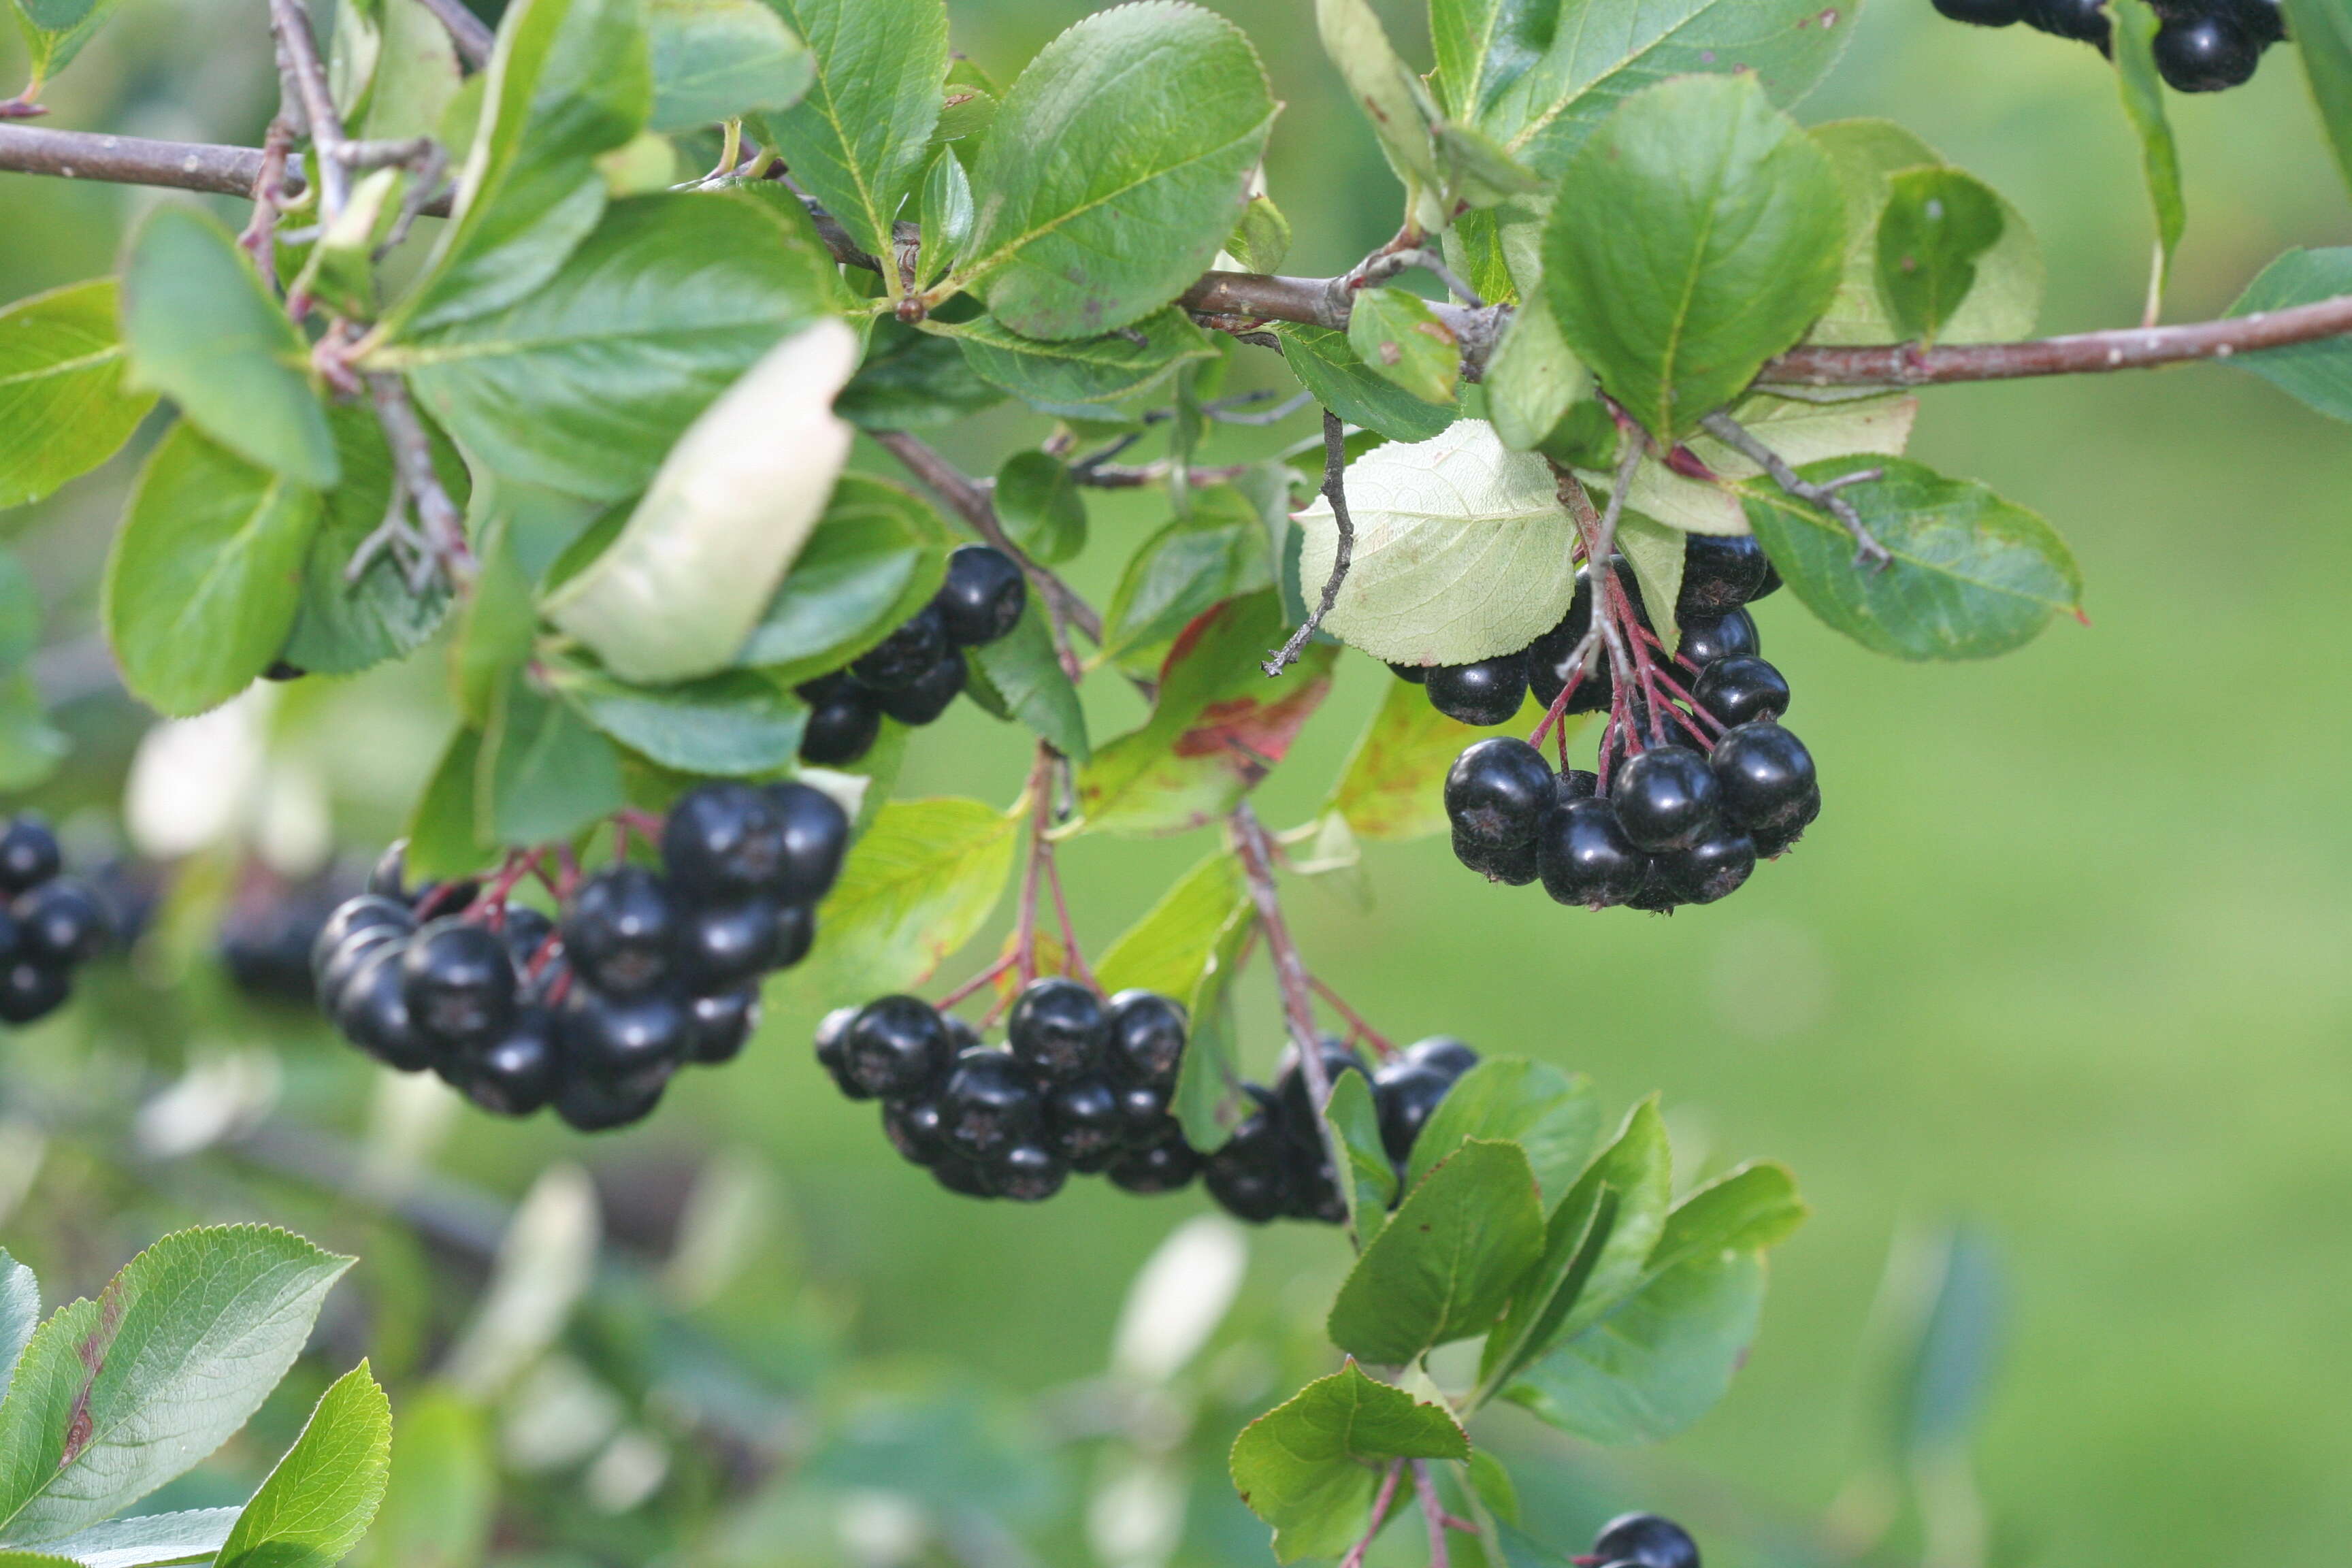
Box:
310;781;847;1131
1930;0;2283;89
796;544;1028;768
0;816;112;1024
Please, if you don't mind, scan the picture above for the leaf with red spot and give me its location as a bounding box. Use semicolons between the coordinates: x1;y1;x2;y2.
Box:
1077;592;1340;837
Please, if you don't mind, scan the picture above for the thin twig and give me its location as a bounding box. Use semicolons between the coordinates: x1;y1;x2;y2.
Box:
1307;976;1396;1060
266;0;346;216
1205;388;1314;425
1412;1462;1453;1568
1339;1460;1409;1568
1230;803;1352;1213
364;372;472;587
412;0;494;68
1699;410;1889;570
1070;458;1254;490
872;429;1103;647
1264;409;1351;676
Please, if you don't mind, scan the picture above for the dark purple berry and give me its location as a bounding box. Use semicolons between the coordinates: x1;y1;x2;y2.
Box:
554;1074;664;1132
311;894;415;979
14;879;103;966
0;818;60;895
768;902;815;970
1556;768;1599;804
1388;662;1429;685
1673;608;1759;677
935;544;1027;647
1274;1039;1367;1133
366;840;410;900
1651;826;1757;905
1536;798;1651;909
1678;534;1772;617
1935;0;2029;20
499;905;557;974
683;987;760;1064
939;1047;1043;1160
1610;747;1721;853
1047;1078;1126;1171
1205;1094;1288;1222
1453;826;1539;886
333;942;432;1071
1107;1132;1200;1195
316;924;404;1011
1693;655;1789;728
1445;737;1556;850
883;1098;946;1164
850;604;949;691
558;987;688;1094
798;674;883;767
843;995;953;1098
766;782;849;904
875;648;966;726
1115;1081;1173;1142
1105;990;1188;1088
1749;785;1822;858
401;918;519;1048
677;898;784;992
991;1141;1068;1202
1405;1036;1480;1077
663;782;789;903
2154;11;2257;86
1425;653;1527;728
464;1011;559;1116
1006;977;1109;1083
1371;1060;1455;1164
932;1149;998;1198
2029;0;2110;42
815;1004;867;1098
1526;573;1612;715
560;867;678;996
1710;721;1818;836
0;957;66;1025
1594;1514;1699;1568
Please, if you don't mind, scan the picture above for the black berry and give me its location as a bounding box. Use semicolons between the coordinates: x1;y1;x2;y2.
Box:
1405;1036;1480;1078
0;957;66;1025
677;898;784;993
500;905;557;974
1693;655;1790;728
931;1150;998;1197
683;987;760;1064
561;867;678;996
2154;11;2258;87
842;995;953;1098
333;942;432;1071
2029;0;2111;42
939;1047;1043;1160
768;902;815;970
875;648;966;726
1371;1060;1454;1164
850;604;949;691
1105;990;1188;1088
1557;768;1599;804
1425;654;1526;727
991;1141;1069;1202
1749;785;1822;858
1047;1077;1126;1171
1275;1039;1367;1132
463;1011;559;1116
1934;0;2029;21
14;880;108;966
559;987;688;1094
1651;826;1757;905
401;918;518;1049
1678;534;1772;617
934;544;1027;647
814;1004;861;1096
311;894;414;978
1107;1131;1200;1195
554;1074;663;1132
1710;721;1818;836
1526;575;1612;715
1006;977;1110;1083
798;674;883;767
1610;747;1722;853
1444;738;1556;850
1673;608;1760;677
1453;826;1540;887
1387;662;1428;685
663;782;789;903
1536;798;1651;909
1593;1515;1699;1568
767;782;849;904
0;818;60;894
883;1098;946;1164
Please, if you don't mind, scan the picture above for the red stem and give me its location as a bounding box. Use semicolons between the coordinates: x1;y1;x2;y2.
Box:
1307;975;1396;1060
1339;1460;1409;1568
1411;1462;1452;1568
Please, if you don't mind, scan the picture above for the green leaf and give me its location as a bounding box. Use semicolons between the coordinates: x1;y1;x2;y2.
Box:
947;309;1216;418
2287;0;2352;198
0;1254;33;1403
353;0;463;142
760;0;947;267
1227;193;1292;274
791;797;1019;1000
404;728;490;881
648;0;813;131
1323;1070;1399;1248
393;0;651;333
917;147;975;287
967;599;1090;764
1100;484;1275;666
1273;324;1456;444
1874;167;2004;346
1485;293;1588;452
29;1508;239;1568
454;481;582;725
1740;456;2082;661
1617;510;1687;654
103;423;323;718
395;189;843;504
1294;419;1575;666
347;1392;489;1568
1094;853;1249;1000
838;318;1004;429
0;556;37;670
481;671;625;845
1407;1058;1601;1207
120;208;336;488
0;677;65;795
1315;0;1442;199
1077;593;1338;837
2225;246;2352;422
735;472;953;679
216;1362;391;1568
2110;0;2184;305
993;451;1087;566
539;314;856;681
9;0;126;92
1228;1363;1469;1565
1594;391;1916;537
553;663;807;774
1327;668;1542;843
1348;289;1463;406
1508;1249;1764;1444
1327;1139;1545;1366
1545;74;1844;442
0;1226;352;1546
1169;893;1258;1149
0;280;155;510
280;401;463;678
1651;1161;1807;1273
956;1;1275;339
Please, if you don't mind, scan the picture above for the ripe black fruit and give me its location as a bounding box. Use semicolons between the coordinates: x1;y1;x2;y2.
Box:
843;995;953;1098
883;1098;946;1165
1933;0;2029;20
1371;1060;1454;1164
683;987;760;1064
315;924;404;1012
2154;12;2259;87
940;1047;1043;1160
2029;0;2110;42
1558;768;1599;804
0;818;60;894
814;1004;863;1097
1593;1514;1700;1568
1106;990;1187;1087
935;544;1027;646
662;782;788;902
561;867;678;996
1116;1081;1173;1142
851;604;949;691
500;905;557;974
311;895;414;977
1047;1078;1125;1169
991;1141;1068;1202
402;919;518;1048
876;648;967;726
798;674;883;767
1693;655;1789;728
1537;798;1651;909
768;782;849;904
0;958;66;1025
931;1151;997;1197
559;988;687;1093
1652;826;1758;905
16;881;106;966
554;1074;662;1132
677;898;783;993
1526;576;1612;715
1445;738;1556;850
768;902;815;970
1710;721;1818;835
1388;662;1428;685
1611;747;1722;853
1454;827;1539;886
1205;1122;1287;1222
1108;1132;1200;1195
1673;608;1759;677
1275;1040;1366;1131
1678;534;1773;617
1007;977;1110;1082
1749;785;1822;858
333;943;432;1071
1405;1036;1480;1078
1425;654;1526;727
465;1013;559;1116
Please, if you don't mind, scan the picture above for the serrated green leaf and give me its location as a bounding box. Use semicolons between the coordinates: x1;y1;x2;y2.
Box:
553;663;808;774
103;423;323;718
1508;1249;1763;1443
1274;324;1457;444
1328;1139;1544;1366
1323;1070;1399;1248
0;675;65;794
1294;419;1574;666
0;1226;352;1546
10;0;127;91
838;318;1004;429
735;472;952;680
120;208;336;488
1407;1058;1601;1207
947;309;1215;418
1545;74;1845;442
1348;289;1462;406
346;1391;489;1568
1651;1162;1807;1274
993;451;1087;566
1616;510;1686;654
2111;0;2184;305
482;671;625;845
1169;893;1257;1149
1100;485;1275;667
0;280;154;510
395;189;843;504
791;797;1019;1001
355;0;463;142
648;0;812;131
957;2;1275;340
1316;0;1442;197
1228;1363;1468;1564
2225;247;2352;422
1740;456;2082;661
31;1507;238;1568
2287;0;2352;198
1227;193;1291;274
760;0;947;267
1326;672;1542;843
280;401;463;679
404;728;490;881
1875;167;2004;345
451;489;548;728
216;1362;391;1568
1093;853;1248;1000
1485;292;1588;451
0;1254;33;1405
967;598;1089;763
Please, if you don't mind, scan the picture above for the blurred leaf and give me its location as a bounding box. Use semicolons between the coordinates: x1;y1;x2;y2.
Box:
482;672;625;845
103;423;323;717
1326;674;1542;843
348;1390;491;1568
1315;0;1441;195
1485;293;1588;452
121;208;336;488
1600;393;1916;536
966;599;1089;762
392;0;651;333
0;280;154;510
1100;485;1275;666
1545;75;1844;442
1328;1139;1545;1365
1323;1070;1399;1248
0;1226;351;1544
1228;193;1292;273
440;1165;598;1399
1892;1224;2004;1456
216;1362;392;1568
956;4;1275;339
1274;324;1456;443
552;663;808;775
1653;1162;1808;1272
1739;456;2082;660
0;1253;33;1403
1407;1058;1601;1206
1505;1249;1764;1444
1348;288;1462;406
1294;420;1574;666
395;191;843;504
1170;894;1257;1149
2287;0;2352;197
1094;852;1249;998
31;1507;238;1568
8;0;126;91
736;473;952;679
794;797;1019;1000
1229;1362;1467;1563
836;319;1004;429
451;493;546;727
1616;510;1686;653
1078;593;1338;836
807;1387;1062;1524
0;677;67;793
282;402;464;679
355;0;463;142
1467;1450;1520;1528
648;0;812;131
2225;246;2352;421
760;0;947;264
2110;0;2184;304
0;558;35;672
1874;167;2004;344
405;728;490;881
948;309;1216;417
993;451;1087;565
917;146;974;285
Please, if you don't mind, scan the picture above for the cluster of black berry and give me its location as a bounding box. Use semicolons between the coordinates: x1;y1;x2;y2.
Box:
0;817;111;1024
221;867;365;1004
1439;536;1818;911
1590;1514;1700;1568
796;544;1028;768
311;781;848;1131
1931;0;2282;90
1202;1035;1480;1224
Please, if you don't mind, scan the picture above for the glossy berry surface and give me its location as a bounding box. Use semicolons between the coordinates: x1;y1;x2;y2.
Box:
1454;826;1540;886
935;544;1027;646
684;987;760;1064
400;919;517;1047
561;867;678;996
1673;608;1760;677
843;996;953;1098
1611;747;1722;853
662;783;788;902
0;957;66;1025
1537;798;1652;909
1526;576;1612;715
677;898;781;993
554;1075;662;1133
2154;12;2258;87
316;924;404;1012
1593;1514;1700;1568
992;1141;1068;1202
940;1048;1043;1160
1406;1036;1480;1078
465;1013;559;1116
768;782;850;904
1678;534;1773;617
1710;721;1818;834
1749;785;1823;858
1106;990;1188;1087
1558;768;1599;804
1205;1123;1287;1222
1007;977;1110;1082
311;894;414;977
1108;1133;1200;1195
876;647;967;726
797;674;883;766
768;902;815;970
1371;1060;1454;1164
16;880;105;967
1275;1040;1367;1131
1933;0;2028;20
0;818;60;894
1693;655;1790;728
1387;662;1428;685
1426;654;1527;727
1445;738;1556;850
813;1005;862;1095
883;1098;946;1165
500;905;556;973
850;604;949;691
334;943;431;1071
1652;826;1758;905
1047;1078;1126;1169
559;989;687;1093
2031;0;2111;41
930;1151;997;1197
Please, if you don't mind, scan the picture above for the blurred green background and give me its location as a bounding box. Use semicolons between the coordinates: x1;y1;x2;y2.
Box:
5;1;2352;1566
